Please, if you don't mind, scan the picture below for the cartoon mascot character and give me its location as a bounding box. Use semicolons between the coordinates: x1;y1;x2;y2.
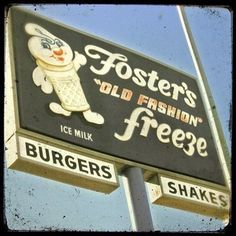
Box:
25;23;104;125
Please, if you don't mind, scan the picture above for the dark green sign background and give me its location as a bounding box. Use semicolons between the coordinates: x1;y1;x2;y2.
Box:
9;7;225;185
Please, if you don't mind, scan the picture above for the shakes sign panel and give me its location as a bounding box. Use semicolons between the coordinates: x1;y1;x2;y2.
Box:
8;7;225;186
147;175;230;219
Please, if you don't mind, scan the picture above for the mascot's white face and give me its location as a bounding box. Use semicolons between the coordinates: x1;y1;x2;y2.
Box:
25;23;73;66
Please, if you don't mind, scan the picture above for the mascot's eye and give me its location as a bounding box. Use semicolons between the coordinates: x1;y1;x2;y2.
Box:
41;42;51;50
55;39;64;47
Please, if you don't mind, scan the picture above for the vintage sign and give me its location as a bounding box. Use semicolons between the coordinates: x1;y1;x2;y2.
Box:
6;7;228;189
147;175;230;219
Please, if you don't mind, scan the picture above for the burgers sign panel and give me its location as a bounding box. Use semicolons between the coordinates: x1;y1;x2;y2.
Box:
8;7;226;186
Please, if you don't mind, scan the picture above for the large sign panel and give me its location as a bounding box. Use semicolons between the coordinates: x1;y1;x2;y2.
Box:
7;7;226;186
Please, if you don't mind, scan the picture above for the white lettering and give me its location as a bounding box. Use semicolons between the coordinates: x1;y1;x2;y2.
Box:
85;44;197;108
114;107;208;157
60;125;72;135
85;45;127;75
74;129;93;142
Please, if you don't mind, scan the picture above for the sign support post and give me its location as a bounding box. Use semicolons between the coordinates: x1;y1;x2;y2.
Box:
122;167;154;232
177;6;231;190
177;6;231;224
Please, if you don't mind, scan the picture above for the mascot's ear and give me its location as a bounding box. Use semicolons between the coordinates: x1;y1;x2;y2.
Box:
25;23;56;39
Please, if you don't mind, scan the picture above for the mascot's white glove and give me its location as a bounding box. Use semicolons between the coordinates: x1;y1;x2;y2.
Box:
73;51;87;71
32;66;53;94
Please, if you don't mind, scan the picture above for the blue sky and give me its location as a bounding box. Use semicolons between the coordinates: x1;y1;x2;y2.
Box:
4;4;231;232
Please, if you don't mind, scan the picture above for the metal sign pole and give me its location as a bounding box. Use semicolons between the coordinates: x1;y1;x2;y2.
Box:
122;167;154;232
177;6;231;190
